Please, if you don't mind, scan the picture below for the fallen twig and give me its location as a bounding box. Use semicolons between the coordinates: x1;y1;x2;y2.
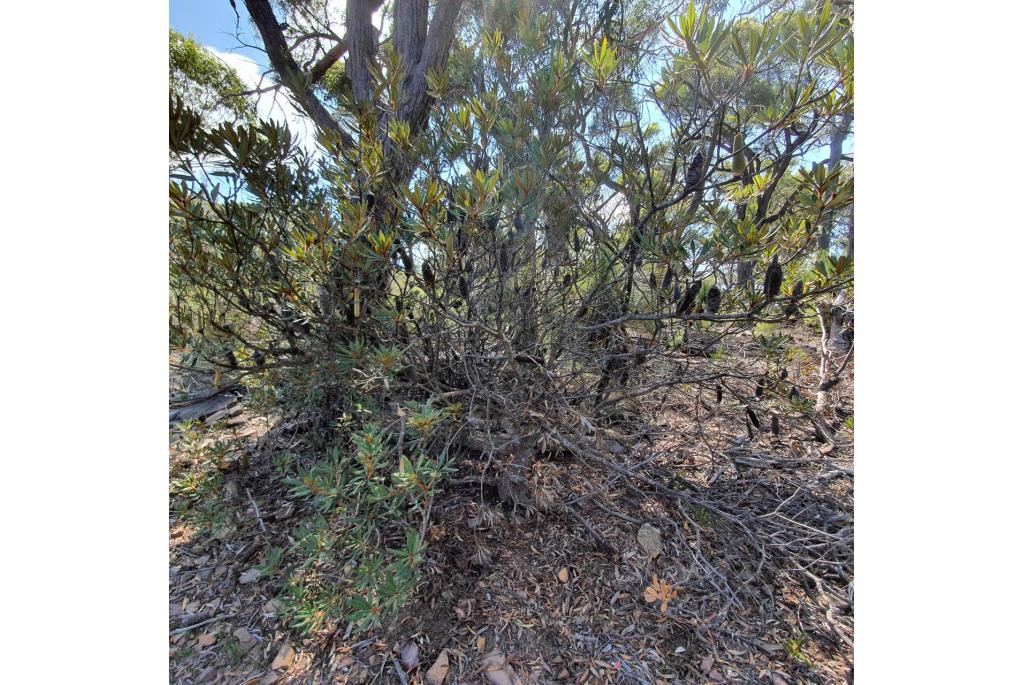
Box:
246;488;267;534
169;614;232;636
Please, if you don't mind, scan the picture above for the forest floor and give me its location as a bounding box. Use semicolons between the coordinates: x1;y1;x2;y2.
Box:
169;325;853;685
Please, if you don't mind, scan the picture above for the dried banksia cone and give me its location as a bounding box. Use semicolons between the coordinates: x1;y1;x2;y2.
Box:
755;377;766;397
705;284;721;314
746;417;755;439
499;243;512;274
780;368;788;381
764;254;783;300
662;265;675;289
458;274;470;300
253;350;265;368
225;350;238;369
746;405;761;429
649;271;658;291
422;260;435;288
732;131;746;178
785;279;804;317
771;415;780;436
789;385;801;400
400;248;414;276
685;150;704;189
716;384;723;404
672;283;682;303
562;272;572;288
573;233;581;252
678;280;701;315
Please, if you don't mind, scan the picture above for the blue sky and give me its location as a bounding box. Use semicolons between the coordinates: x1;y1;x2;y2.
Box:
170;0;261;59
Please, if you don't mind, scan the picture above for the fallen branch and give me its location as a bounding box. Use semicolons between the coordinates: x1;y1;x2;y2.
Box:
566;505;618;555
169;614;232;636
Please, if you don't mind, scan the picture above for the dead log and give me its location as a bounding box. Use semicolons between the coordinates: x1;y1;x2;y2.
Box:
169;393;238;424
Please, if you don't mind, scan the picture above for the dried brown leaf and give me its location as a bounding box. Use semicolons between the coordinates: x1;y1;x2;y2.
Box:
425;650;450;685
271;642;295;670
643;575;679;613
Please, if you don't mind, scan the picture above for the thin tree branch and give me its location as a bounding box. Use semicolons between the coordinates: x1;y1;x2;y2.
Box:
243;0;354;145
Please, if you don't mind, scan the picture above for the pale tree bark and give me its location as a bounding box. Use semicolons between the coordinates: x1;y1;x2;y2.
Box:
844;205;853;259
394;0;464;134
345;0;379;106
818;111;853;252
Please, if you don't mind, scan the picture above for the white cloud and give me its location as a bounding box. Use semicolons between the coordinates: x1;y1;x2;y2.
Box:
207;47;321;157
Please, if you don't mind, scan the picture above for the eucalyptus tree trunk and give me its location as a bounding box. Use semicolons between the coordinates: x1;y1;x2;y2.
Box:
818;112;853;252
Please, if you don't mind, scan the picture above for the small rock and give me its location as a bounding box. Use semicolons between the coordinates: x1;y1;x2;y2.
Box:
239;568;262;584
234;627;257;652
482;650;521;685
274;502;295;521
600;439;625;455
399;641;420;670
700;655;714;675
771;673;790;685
271;642;295;670
223;480;240;500
214;523;236;541
637;523;663;559
197;633;217;647
557;567;569;583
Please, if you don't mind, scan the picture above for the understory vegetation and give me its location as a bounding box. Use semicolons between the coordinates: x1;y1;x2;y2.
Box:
169;0;853;682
